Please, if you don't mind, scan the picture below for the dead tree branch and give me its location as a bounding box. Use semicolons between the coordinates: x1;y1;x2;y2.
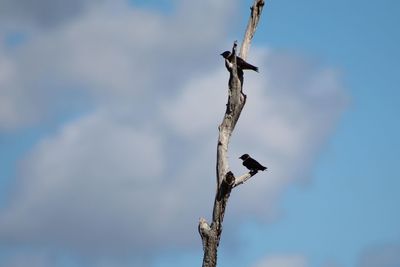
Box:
199;1;265;267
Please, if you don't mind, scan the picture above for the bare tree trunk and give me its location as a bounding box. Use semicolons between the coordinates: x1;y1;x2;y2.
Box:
198;1;265;267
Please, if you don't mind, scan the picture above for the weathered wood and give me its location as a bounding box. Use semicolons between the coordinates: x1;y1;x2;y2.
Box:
240;0;265;60
199;1;266;266
233;171;257;188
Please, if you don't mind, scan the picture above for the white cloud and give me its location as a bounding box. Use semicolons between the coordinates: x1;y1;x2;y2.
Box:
253;254;308;267
162;68;227;137
0;111;165;252
0;0;347;265
0;0;237;130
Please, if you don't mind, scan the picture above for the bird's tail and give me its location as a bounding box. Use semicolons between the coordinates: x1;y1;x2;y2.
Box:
244;62;259;72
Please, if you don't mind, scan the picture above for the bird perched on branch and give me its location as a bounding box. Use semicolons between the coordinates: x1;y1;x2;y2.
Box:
220;51;259;72
239;154;267;172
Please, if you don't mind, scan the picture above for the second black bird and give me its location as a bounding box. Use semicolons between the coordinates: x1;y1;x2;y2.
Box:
220;51;259;72
239;154;267;172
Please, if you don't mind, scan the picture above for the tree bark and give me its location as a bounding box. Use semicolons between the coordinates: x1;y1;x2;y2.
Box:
199;1;265;267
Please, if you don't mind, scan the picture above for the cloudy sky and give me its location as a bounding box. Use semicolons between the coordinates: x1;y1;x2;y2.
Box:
0;0;399;266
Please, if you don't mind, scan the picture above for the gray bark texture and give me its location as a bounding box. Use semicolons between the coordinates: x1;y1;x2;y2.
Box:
198;1;265;267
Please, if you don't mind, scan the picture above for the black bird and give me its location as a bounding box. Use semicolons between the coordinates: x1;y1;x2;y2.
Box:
220;51;259;72
239;154;267;172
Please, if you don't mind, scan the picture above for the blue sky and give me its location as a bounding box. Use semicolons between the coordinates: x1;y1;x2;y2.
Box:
0;0;399;267
245;0;400;266
241;0;400;266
